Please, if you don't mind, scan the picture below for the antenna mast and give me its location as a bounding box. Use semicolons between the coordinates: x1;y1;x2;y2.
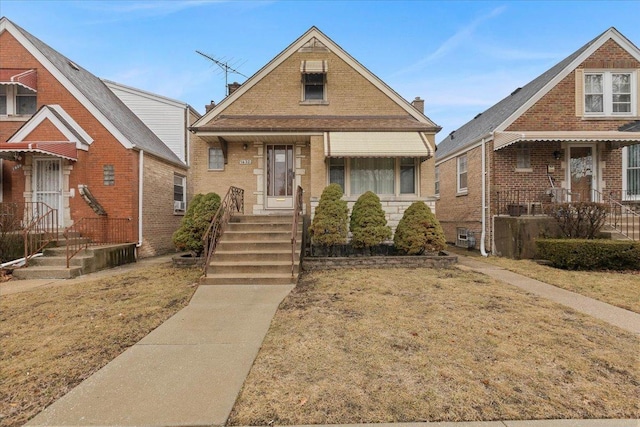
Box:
196;50;248;95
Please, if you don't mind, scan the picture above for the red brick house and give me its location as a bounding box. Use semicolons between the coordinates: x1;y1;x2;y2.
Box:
435;27;640;257
0;17;188;261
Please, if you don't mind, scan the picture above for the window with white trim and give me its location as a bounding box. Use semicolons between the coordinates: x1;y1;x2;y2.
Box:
457;154;468;193
173;174;186;213
584;71;636;116
303;73;325;101
623;144;640;200
208;147;224;170
0;85;37;116
328;157;418;197
516;143;531;169
434;165;440;196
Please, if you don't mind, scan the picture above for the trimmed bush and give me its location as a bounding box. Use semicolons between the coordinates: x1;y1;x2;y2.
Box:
546;202;608;239
309;184;349;247
349;191;391;249
536;238;640;270
172;192;221;257
394;201;446;254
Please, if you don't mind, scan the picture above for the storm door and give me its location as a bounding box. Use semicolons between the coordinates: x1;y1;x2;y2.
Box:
568;145;596;202
33;157;63;226
266;145;294;209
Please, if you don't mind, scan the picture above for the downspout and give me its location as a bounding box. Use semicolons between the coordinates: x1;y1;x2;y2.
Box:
480;137;488;257
137;150;144;248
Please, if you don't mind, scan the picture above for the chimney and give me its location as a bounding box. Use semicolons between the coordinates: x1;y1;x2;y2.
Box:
227;81;241;95
205;100;215;113
411;96;424;114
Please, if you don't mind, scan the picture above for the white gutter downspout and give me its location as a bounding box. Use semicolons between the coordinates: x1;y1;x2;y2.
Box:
480;138;488;257
137;150;144;249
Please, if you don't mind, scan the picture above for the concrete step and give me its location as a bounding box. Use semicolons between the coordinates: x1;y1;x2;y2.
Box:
222;230;293;241
217;240;293;251
227;222;301;232
43;246;89;257
209;260;299;275
29;254;92;267
12;265;82;280
230;215;294;224
213;250;300;262
201;272;297;285
50;237;92;247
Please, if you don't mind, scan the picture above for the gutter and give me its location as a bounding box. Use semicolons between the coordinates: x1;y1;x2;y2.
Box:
480;137;488;257
137;150;144;249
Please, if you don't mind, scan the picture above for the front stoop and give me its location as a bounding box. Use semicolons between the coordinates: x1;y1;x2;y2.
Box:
11;242;136;280
202;215;302;286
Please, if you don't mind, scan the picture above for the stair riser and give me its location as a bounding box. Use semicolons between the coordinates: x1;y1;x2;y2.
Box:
213;252;299;262
209;264;299;275
201;275;297;285
217;241;292;251
227;223;299;232
50;238;92;248
29;257;88;267
222;231;293;242
13;268;81;280
43;247;89;257
230;215;295;224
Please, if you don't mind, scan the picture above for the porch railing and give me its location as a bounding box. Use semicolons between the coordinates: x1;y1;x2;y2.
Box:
202;186;244;275
22;202;59;267
291;185;303;277
494;188;594;217
64;217;132;268
593;189;639;241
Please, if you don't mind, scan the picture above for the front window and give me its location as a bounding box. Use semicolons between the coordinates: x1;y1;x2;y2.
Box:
173;174;186;213
623;144;640;200
328;157;418;196
303;73;325;101
457;154;468;193
434;165;440;196
516;143;531;169
208;147;224;170
0;84;37;116
584;71;635;116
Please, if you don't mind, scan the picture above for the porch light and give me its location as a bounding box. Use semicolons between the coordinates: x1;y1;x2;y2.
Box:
242;143;248;150
552;150;562;160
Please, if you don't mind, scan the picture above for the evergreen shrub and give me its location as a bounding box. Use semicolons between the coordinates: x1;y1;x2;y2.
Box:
349;191;391;249
172;192;221;257
394;201;446;254
536;238;640;270
309;184;349;247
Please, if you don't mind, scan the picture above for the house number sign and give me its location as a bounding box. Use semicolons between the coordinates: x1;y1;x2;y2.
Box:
240;159;252;165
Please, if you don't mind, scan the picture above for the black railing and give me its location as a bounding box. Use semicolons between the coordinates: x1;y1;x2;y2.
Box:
593;189;639;241
64;217;133;268
291;185;303;277
202;186;244;276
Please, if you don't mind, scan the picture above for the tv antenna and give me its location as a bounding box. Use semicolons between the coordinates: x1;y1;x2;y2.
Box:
196;50;248;96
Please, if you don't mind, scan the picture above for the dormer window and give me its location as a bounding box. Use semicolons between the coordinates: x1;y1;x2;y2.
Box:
300;60;327;103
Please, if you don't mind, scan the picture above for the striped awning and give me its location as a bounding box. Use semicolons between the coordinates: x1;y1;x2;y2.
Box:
494;131;640;150
0;142;77;161
0;69;37;91
324;132;434;157
300;60;328;73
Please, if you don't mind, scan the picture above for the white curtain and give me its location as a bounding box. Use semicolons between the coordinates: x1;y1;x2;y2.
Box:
350;158;394;195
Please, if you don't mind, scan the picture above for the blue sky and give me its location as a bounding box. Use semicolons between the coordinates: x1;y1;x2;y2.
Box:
2;0;640;142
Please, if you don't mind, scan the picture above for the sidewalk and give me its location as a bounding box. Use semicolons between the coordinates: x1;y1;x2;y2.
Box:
455;255;640;335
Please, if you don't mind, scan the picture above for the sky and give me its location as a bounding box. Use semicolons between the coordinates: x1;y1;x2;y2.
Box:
2;0;640;142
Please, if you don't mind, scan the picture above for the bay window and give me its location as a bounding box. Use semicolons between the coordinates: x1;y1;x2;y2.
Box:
328;157;418;196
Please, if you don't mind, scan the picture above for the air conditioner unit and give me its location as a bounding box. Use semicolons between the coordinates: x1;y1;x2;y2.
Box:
174;201;185;211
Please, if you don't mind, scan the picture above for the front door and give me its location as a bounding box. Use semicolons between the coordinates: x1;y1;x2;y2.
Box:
33;157;63;226
266;145;294;209
568;145;596;202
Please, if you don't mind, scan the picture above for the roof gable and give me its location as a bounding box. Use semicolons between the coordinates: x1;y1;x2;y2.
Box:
437;27;640;161
193;26;439;129
0;17;185;166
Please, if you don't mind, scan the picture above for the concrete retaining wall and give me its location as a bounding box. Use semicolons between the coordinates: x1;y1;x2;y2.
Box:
302;254;457;271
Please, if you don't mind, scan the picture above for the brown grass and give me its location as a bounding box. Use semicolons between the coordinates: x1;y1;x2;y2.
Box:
0;264;200;427
229;268;640;425
448;246;640;314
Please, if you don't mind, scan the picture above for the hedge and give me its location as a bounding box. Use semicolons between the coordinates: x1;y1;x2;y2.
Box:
536;238;640;270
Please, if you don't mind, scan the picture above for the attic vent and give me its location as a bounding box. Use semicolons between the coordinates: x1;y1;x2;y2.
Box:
449;130;456;140
510;87;522;96
474;113;482;119
68;61;80;71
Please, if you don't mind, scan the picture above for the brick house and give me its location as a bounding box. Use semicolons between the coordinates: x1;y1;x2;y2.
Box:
190;27;440;230
435;27;640;257
0;17;188;259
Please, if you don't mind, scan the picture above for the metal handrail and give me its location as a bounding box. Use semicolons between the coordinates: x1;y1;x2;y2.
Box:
64;217;133;268
291;185;303;277
22;202;58;267
593;189;639;241
202;187;244;275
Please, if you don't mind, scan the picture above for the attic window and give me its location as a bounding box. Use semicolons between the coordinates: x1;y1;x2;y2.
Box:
301;60;327;103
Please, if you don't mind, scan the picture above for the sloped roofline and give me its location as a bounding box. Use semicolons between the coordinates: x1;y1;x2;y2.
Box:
8;105;93;149
495;27;640;133
103;79;201;117
192;26;439;129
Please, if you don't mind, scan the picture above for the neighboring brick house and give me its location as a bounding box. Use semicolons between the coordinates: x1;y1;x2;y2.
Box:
0;17;188;258
435;27;640;256
190;27;440;230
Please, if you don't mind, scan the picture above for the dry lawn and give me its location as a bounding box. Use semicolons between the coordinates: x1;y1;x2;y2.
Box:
0;264;200;427
229;268;640;425
448;246;640;314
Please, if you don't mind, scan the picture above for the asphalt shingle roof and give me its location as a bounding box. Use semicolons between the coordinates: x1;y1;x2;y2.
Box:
619;121;640;132
10;19;184;166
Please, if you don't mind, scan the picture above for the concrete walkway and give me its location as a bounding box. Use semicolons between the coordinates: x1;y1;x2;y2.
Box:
456;255;640;335
26;284;294;427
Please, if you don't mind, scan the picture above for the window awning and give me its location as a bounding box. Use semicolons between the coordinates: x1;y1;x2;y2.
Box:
300;60;328;73
494;131;640;150
0;142;77;161
324;132;434;158
0;69;37;92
